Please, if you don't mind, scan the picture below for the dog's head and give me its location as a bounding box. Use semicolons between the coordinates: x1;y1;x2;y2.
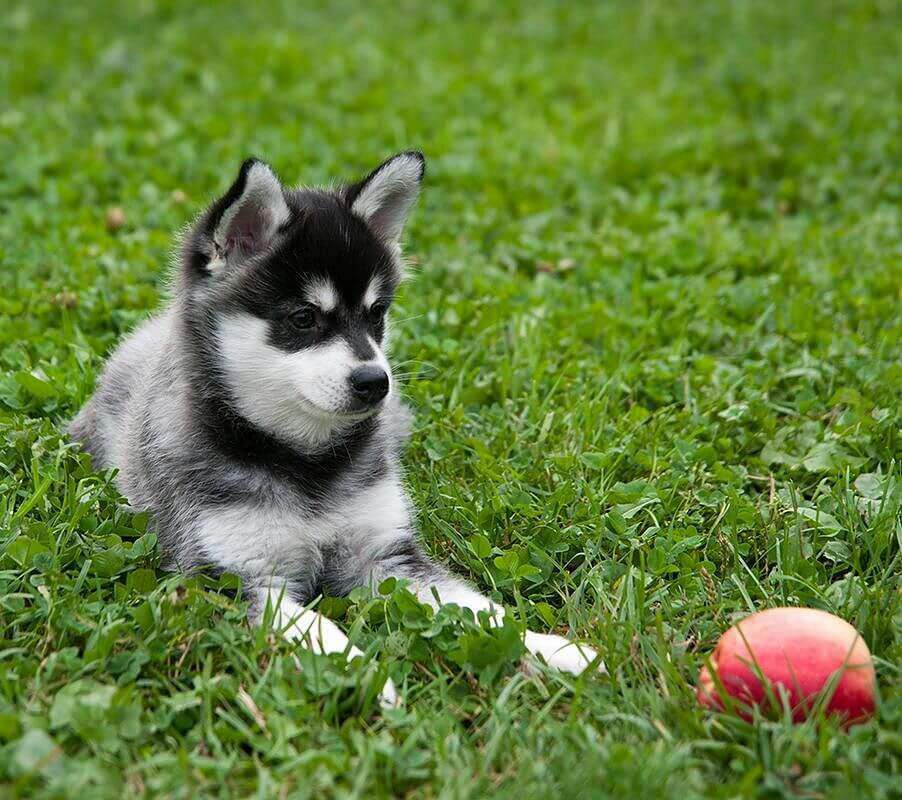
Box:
180;152;424;448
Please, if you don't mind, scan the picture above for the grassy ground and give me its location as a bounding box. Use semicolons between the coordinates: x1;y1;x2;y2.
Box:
1;1;900;797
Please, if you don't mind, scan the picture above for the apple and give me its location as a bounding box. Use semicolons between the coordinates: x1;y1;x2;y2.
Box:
697;607;876;726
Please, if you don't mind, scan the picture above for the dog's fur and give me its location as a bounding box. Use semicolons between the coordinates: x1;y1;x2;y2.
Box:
70;152;600;704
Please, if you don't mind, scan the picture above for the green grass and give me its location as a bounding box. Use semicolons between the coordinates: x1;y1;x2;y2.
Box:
1;0;900;797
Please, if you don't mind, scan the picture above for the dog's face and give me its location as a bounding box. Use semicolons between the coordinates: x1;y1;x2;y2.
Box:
183;152;425;447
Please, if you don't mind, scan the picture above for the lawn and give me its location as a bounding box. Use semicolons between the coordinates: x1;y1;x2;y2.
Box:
1;0;900;797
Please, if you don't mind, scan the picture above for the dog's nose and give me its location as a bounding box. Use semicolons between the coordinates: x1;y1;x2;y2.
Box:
348;365;389;405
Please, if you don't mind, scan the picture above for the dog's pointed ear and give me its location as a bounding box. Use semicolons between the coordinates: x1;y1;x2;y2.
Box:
205;158;289;272
346;151;425;247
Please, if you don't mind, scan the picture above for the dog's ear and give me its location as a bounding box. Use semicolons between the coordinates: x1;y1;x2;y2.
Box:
346;151;425;247
205;158;290;273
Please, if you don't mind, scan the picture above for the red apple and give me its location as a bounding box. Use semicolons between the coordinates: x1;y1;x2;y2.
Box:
697;607;876;726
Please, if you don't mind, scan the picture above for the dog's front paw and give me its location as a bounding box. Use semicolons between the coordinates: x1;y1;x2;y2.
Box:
524;631;605;676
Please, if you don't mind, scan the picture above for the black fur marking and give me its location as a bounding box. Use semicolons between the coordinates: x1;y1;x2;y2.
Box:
194;384;384;510
230;193;398;354
343;322;377;360
313;540;353;599
313;533;437;600
375;536;437;581
263;306;383;356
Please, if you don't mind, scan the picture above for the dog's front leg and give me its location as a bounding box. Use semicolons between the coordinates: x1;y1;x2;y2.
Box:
370;538;604;676
250;583;398;707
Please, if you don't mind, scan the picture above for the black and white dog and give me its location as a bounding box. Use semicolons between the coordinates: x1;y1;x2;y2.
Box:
70;152;601;704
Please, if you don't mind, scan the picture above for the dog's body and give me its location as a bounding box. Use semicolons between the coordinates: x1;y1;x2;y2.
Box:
71;153;600;703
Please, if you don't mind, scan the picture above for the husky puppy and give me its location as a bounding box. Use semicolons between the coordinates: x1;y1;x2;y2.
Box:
70;152;601;704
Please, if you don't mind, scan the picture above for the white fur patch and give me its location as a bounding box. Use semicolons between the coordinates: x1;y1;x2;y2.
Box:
215;313;391;448
351;153;423;246
363;275;383;310
304;278;338;312
196;504;317;579
258;589;355;653
411;578;502;620
352;479;412;554
523;631;605;675
195;479;410;580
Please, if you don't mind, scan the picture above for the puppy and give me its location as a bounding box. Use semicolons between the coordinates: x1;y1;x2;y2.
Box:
70;152;601;704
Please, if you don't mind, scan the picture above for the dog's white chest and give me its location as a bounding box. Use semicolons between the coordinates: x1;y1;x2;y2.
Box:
195;477;410;577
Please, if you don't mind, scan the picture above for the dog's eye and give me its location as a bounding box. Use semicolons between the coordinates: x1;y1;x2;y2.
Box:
368;303;388;324
289;306;317;330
